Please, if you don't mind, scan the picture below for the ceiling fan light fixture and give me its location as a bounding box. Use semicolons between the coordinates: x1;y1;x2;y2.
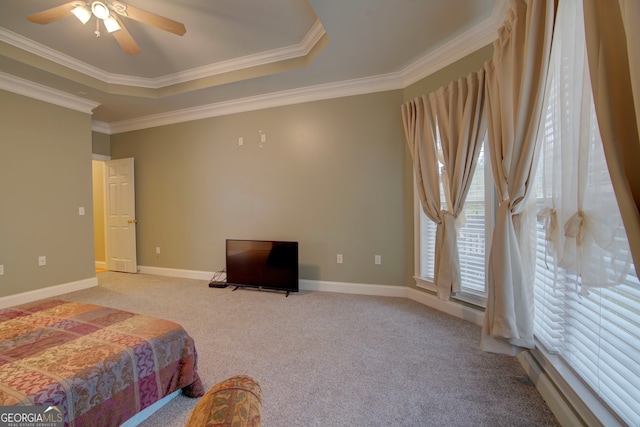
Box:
91;1;110;20
27;0;185;55
71;5;91;24
103;16;121;33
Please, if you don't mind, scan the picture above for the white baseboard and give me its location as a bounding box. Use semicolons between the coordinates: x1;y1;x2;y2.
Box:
95;261;106;269
138;266;215;280
0;277;98;309
406;287;484;326
137;266;488;317
517;351;584;427
137;266;408;298
135;267;483;328
121;390;180;427
299;279;407;297
519;349;623;427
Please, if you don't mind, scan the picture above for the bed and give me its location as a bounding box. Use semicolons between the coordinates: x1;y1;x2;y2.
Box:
0;299;204;426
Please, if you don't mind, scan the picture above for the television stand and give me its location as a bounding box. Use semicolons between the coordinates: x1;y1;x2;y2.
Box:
231;285;291;297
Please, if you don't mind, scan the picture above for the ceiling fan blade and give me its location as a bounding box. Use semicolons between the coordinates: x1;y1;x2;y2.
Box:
111;20;141;55
115;3;186;36
26;1;80;24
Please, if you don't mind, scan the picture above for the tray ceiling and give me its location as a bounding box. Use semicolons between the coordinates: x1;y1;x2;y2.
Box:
0;0;506;132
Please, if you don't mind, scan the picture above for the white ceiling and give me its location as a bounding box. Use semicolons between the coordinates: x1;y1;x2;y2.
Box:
0;0;506;133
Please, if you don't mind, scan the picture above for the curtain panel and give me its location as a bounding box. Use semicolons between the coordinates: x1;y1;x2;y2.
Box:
431;72;487;299
402;91;445;298
582;0;640;281
481;0;557;355
402;71;487;300
536;0;633;290
402;94;442;232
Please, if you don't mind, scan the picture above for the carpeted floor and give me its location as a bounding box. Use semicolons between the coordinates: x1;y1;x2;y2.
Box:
58;272;559;426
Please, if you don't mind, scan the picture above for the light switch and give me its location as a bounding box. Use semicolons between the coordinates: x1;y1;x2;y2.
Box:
79;207;85;216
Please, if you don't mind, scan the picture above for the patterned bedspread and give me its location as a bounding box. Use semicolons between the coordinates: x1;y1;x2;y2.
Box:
0;299;204;426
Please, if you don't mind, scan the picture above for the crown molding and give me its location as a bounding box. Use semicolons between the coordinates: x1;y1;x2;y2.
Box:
105;72;403;134
91;119;111;134
0;28;113;83
148;20;326;88
20;0;510;134
0;71;100;114
0;20;326;90
98;1;508;135
401;0;508;86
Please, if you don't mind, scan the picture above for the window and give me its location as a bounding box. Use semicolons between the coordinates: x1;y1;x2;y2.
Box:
532;1;640;424
415;138;492;305
411;1;639;423
534;103;640;427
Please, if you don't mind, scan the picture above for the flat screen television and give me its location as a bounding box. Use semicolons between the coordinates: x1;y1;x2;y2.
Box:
225;239;299;295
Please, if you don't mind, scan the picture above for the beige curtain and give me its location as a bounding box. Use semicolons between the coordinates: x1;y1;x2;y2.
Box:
402;71;486;300
431;71;487;299
583;0;640;280
402;94;442;231
481;0;556;355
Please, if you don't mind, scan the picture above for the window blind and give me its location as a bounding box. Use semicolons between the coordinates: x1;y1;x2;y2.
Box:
532;1;640;423
418;143;487;298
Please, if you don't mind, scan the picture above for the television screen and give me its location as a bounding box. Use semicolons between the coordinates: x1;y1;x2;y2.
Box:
225;239;299;294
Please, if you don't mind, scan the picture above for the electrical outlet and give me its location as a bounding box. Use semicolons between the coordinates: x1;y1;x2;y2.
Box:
38;256;46;266
79;206;85;216
337;254;343;264
375;255;381;265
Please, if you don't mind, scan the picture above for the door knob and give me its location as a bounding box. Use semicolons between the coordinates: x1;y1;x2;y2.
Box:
127;219;138;224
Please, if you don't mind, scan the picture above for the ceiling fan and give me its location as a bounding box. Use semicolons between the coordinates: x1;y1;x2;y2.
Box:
26;1;186;55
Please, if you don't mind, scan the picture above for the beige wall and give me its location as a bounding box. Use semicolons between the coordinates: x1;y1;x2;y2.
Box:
404;44;494;101
0;43;494;298
108;46;494;288
111;91;408;286
92;131;110;156
0;90;96;297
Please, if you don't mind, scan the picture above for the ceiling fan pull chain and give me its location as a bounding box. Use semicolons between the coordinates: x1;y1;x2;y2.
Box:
94;18;101;38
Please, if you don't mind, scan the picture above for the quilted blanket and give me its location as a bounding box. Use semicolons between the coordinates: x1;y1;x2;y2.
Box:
0;299;204;426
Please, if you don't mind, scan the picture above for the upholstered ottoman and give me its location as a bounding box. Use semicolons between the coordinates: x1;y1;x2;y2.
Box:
185;375;262;427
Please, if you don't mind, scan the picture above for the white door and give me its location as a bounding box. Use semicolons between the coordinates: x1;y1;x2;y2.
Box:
105;158;137;273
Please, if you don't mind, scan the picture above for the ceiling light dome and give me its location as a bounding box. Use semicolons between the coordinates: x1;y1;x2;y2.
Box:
71;5;91;24
91;1;110;20
103;16;121;33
